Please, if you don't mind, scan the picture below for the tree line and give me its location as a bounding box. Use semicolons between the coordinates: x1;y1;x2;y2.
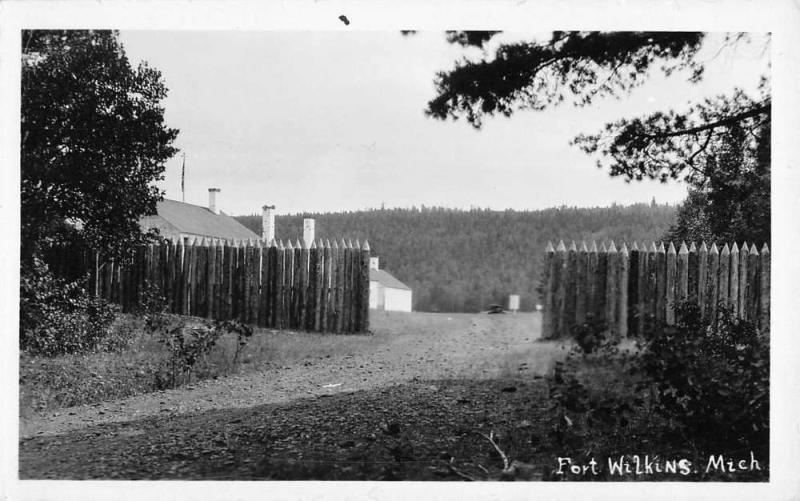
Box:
235;203;676;313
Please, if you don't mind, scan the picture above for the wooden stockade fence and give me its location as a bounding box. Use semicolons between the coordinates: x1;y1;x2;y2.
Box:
44;238;371;334
541;240;770;339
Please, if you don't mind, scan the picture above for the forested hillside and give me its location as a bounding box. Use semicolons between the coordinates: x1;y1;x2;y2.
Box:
235;203;677;312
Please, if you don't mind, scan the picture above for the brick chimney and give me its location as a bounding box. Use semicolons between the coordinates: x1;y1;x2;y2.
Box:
208;188;221;214
262;205;276;242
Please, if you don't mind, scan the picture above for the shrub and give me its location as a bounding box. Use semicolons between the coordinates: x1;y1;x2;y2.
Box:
568;314;608;354
548;301;769;470
637;302;769;451
20;257;118;356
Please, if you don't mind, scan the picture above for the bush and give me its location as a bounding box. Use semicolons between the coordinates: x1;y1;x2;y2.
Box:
140;302;254;389
20;257;118;356
548;301;769;472
638;302;769;451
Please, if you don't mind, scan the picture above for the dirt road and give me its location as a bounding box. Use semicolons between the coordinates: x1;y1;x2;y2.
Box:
20;312;569;479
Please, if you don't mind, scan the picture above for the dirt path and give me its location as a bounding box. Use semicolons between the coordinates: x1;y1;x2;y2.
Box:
20;312;569;479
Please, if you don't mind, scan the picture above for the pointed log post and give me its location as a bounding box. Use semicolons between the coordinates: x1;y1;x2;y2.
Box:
258;239;269;327
210;238;220;318
575;242;588;326
565;241;578;332
222;240;233;320
298;239;309;330
542;242;556;338
729;242;740;317
605;241;619;336
233;240;244;321
618;243;629;338
636;242;647;337
308;240;319;331
206;239;216;319
627;242;639;336
205;238;216;319
186;238;197;316
360;240;371;333
248;240;260;325
157;241;166;312
267;239;278;327
718;244;730;319
706;243;719;325
665;242;677;325
655;242;666;325
677;241;689;304
697;242;707;316
687;242;698;304
343;240;354;333
284;238;300;329
275;240;286;329
335;239;347;333
595;242;608;326
586;242;598;326
321;239;332;332
738;242;749;320
329;239;340;332
195;238;207;318
176;239;186;315
136;244;147;305
747;243;759;322
215;239;224;320
553;241;567;338
166;239;177;313
759;244;770;334
349;239;361;332
228;240;237;320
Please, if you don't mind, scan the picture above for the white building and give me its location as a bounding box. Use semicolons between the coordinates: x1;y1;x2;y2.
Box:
368;257;412;312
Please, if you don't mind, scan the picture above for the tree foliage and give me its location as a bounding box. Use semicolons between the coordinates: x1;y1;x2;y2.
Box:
424;31;770;245
236;203;676;313
21;30;179;261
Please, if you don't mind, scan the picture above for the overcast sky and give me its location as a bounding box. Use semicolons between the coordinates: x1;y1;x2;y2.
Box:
119;31;769;216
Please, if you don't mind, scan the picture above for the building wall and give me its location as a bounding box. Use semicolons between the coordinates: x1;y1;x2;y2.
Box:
384;288;412;312
369;282;411;312
369;281;385;310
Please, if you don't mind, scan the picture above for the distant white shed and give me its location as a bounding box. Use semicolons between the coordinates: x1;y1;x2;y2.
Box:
368;257;412;312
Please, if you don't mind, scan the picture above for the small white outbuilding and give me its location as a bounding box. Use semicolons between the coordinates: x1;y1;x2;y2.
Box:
368;257;412;312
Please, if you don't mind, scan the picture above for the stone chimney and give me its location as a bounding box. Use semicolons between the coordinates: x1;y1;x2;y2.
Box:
262;205;276;242
303;218;315;246
208;188;221;214
370;257;379;270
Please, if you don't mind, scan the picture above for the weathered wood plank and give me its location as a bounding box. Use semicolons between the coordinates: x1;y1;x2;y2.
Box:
605;241;619;335
706;243;719;325
335;239;346;333
729;242;739;317
322;240;333;332
738;242;748;320
747;243;759;322
553;241;567;337
677;241;689;304
718;244;730;320
759;244;770;333
360;240;371;333
665;242;677;325
542;242;556;338
618;243;629;338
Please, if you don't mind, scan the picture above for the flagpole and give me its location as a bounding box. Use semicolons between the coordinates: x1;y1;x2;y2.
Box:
181;152;186;202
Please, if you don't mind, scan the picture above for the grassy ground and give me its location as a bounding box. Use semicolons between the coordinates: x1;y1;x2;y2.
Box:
19;310;767;481
20;313;386;418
